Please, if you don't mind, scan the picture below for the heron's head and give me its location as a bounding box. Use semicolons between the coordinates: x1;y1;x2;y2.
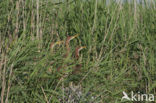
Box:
75;46;86;59
76;46;86;52
66;34;79;43
50;40;64;50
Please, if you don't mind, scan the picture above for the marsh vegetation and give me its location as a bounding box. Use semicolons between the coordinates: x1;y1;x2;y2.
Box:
0;0;156;102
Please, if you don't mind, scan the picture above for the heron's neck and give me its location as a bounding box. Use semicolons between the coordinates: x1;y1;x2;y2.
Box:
75;49;79;59
65;41;70;56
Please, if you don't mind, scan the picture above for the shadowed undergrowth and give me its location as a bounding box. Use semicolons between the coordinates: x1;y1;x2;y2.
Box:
0;0;156;103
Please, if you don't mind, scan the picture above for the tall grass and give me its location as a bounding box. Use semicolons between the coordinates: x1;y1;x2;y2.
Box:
0;0;156;102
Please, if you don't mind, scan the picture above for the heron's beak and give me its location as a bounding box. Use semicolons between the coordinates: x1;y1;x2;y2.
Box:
80;46;86;50
71;34;79;40
79;46;86;51
81;46;86;49
55;40;64;45
50;41;64;50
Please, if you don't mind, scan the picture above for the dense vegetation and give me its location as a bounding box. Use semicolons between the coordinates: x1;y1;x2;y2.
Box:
0;0;156;102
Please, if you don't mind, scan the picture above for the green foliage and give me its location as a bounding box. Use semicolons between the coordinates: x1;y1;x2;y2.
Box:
0;0;156;102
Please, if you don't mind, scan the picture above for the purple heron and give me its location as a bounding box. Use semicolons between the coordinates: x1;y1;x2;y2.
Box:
50;41;64;51
49;34;86;74
75;46;86;60
64;34;79;57
57;46;86;72
56;34;79;71
50;34;79;55
72;46;86;74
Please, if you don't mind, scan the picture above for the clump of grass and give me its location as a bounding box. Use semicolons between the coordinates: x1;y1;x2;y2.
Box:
0;0;156;102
